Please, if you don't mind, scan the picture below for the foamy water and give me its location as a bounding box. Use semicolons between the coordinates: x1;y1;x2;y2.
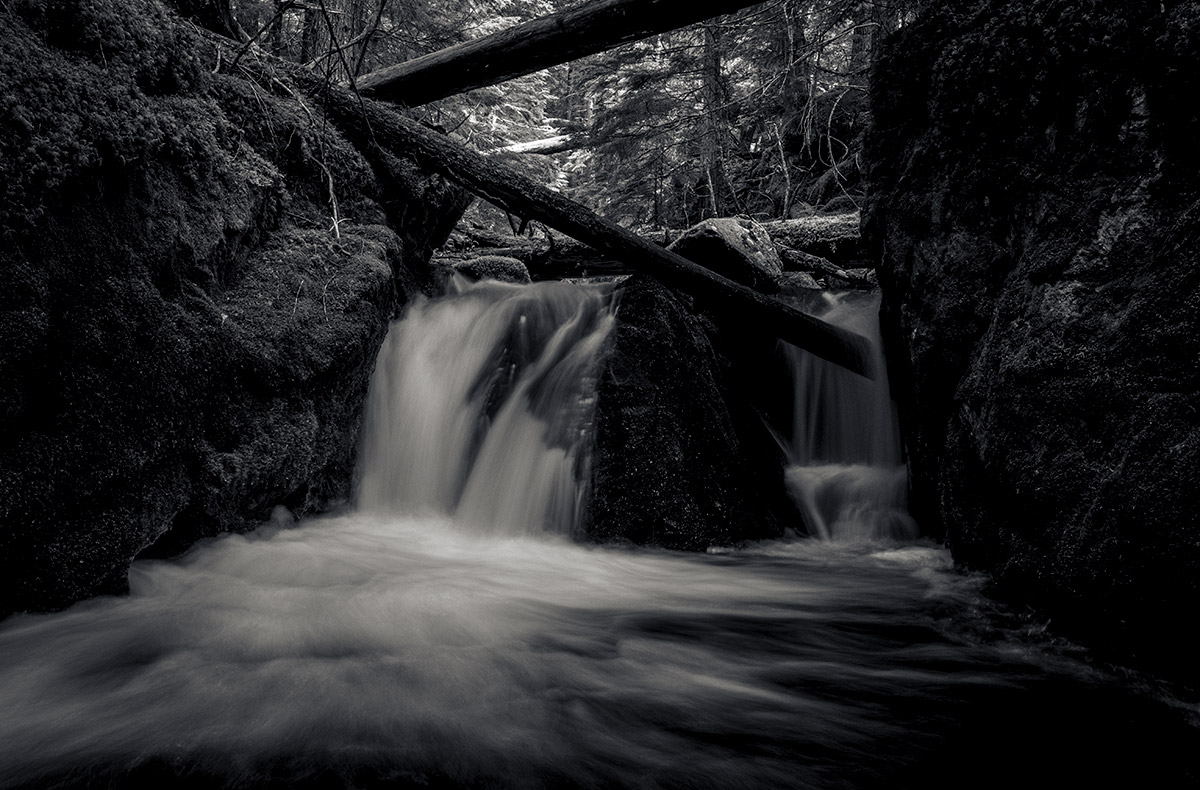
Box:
0;280;1194;787
0;516;1193;787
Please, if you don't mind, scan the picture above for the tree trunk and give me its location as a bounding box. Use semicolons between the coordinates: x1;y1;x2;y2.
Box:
299;7;321;64
169;0;245;40
700;23;735;217
267;0;286;57
353;0;390;77
849;2;879;79
357;0;768;105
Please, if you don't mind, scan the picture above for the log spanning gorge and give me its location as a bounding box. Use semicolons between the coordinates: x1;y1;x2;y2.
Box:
0;277;1194;788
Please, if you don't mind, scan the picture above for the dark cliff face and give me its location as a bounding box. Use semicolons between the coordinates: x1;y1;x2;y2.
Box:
865;0;1200;678
0;0;461;614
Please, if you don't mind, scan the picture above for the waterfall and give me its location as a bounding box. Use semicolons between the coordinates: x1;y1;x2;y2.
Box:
356;275;616;537
783;291;918;541
358;275;912;544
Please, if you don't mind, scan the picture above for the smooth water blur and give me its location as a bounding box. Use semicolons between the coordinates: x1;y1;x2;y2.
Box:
784;292;918;541
0;280;1194;788
1;515;1194;788
356;276;615;537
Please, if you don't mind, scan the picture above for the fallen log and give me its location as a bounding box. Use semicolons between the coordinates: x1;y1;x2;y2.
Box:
339;110;871;375
358;0;767;106
760;215;863;267
224;56;873;377
444;237;877;289
491;135;578;156
443;225;523;250
438;246;540;262
778;245;875;288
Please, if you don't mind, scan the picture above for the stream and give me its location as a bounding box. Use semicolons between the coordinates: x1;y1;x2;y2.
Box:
0;278;1194;788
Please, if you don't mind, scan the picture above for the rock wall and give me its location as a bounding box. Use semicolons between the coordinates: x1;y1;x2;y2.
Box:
865;0;1200;678
0;0;461;614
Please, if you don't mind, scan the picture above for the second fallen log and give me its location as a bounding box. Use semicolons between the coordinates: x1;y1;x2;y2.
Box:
358;0;768;106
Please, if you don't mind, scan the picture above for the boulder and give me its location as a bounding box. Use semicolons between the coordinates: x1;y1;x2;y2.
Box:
668;217;783;292
865;0;1200;680
775;271;823;292
586;275;798;550
454;255;532;284
0;0;462;614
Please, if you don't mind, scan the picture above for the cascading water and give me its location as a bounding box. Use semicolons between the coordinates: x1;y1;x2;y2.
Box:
782;291;918;541
0;277;1194;789
356;275;616;537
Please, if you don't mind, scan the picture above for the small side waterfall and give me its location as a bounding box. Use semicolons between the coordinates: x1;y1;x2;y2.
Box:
356;276;616;537
784;292;918;541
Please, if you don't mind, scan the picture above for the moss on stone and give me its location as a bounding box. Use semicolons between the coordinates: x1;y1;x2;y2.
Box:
586;275;795;550
454;255;532;284
0;0;461;615
865;0;1200;681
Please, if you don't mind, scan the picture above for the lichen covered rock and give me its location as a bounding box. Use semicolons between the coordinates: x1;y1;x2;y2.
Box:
0;0;459;613
668;217;783;292
865;0;1200;679
454;255;532;284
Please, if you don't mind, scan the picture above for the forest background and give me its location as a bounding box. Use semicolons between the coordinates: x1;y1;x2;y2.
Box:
230;0;908;235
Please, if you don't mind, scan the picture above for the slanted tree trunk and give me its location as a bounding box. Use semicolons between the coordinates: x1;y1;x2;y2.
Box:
276;78;873;376
207;30;872;375
357;0;768;105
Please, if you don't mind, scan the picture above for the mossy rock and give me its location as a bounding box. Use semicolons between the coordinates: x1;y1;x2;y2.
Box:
864;0;1200;682
0;0;462;615
668;217;783;293
454;255;532;284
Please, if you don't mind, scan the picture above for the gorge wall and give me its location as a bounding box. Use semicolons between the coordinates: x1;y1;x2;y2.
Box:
0;0;463;614
865;0;1200;679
